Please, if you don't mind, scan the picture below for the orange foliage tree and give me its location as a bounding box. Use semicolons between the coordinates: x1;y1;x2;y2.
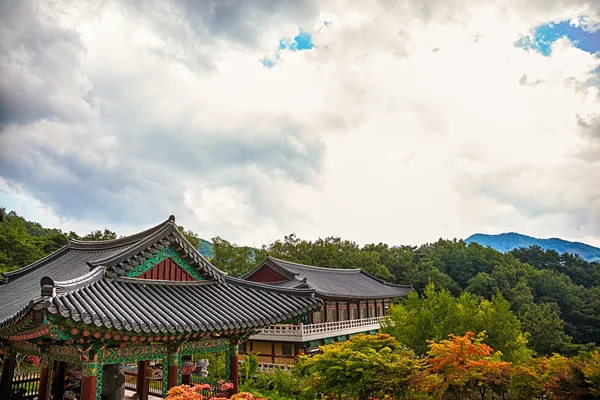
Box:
427;331;511;400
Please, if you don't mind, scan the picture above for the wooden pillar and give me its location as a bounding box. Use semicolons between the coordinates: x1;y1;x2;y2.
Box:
136;361;143;393
136;360;149;400
271;342;275;363
230;343;239;395
52;361;66;400
167;352;179;390
0;349;15;399
336;301;340;322
181;356;191;385
81;361;99;400
37;358;50;400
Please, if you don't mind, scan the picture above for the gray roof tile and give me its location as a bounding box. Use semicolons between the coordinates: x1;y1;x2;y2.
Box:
0;217;321;332
244;256;414;299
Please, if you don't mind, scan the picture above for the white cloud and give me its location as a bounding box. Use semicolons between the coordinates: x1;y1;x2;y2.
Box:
1;0;600;248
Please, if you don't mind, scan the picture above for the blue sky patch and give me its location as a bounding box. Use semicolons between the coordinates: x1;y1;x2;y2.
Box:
260;58;275;69
260;28;315;68
516;20;600;56
279;29;315;51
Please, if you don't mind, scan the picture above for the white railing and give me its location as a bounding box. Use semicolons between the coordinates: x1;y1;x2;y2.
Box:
256;362;294;374
251;316;386;342
302;316;385;335
258;316;385;336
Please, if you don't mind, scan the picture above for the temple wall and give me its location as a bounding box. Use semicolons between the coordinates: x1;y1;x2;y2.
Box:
138;258;195;281
248;267;288;283
251;341;271;355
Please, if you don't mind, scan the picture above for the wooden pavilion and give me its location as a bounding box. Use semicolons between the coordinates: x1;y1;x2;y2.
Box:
0;216;321;400
240;256;413;370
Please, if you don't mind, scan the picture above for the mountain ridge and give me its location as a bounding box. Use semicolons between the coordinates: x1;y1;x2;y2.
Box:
465;232;600;262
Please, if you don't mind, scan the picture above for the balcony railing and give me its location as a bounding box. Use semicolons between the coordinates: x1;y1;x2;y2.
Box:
250;316;385;342
256;362;294;374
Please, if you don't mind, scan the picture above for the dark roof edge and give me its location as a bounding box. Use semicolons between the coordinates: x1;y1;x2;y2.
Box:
69;216;175;251
86;223;174;266
1;245;70;283
240;261;265;280
357;269;413;289
241;257;295;281
314;287;414;299
225;276;318;298
267;256;362;273
383;282;414;289
54;266;106;293
169;227;226;278
114;277;218;286
88;219;225;283
0;304;32;330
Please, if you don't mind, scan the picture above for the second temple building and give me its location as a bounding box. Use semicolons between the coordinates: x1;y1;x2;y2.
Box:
240;256;413;372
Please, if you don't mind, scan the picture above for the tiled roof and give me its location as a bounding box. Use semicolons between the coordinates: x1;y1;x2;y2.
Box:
244;256;414;299
0;217;321;331
47;275;319;333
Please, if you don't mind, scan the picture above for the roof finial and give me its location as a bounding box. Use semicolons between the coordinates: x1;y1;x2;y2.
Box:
168;215;176;224
40;277;55;297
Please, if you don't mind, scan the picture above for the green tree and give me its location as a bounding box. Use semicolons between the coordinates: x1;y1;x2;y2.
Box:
382;284;530;361
581;349;600;396
177;225;200;249
297;333;424;400
261;234;393;280
519;302;572;356
76;229;118;241
510;359;546;400
542;354;592;399
240;352;258;383
404;261;461;294
0;209;46;272
210;236;256;277
466;272;498;299
362;243;417;284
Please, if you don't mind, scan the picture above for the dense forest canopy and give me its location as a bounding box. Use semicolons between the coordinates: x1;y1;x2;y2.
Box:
1;208;599;357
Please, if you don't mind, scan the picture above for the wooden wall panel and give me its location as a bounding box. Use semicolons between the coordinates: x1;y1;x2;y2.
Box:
249;267;288;283
136;258;196;282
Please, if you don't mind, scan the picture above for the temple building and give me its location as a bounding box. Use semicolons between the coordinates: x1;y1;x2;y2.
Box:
0;216;321;400
240;256;413;372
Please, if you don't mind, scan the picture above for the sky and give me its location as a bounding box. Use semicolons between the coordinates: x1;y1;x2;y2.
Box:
1;0;599;248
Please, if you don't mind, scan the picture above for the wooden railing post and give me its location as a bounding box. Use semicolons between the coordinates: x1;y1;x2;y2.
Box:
137;360;149;400
81;361;99;400
167;351;180;391
52;361;66;400
0;348;15;399
38;357;50;400
230;341;239;395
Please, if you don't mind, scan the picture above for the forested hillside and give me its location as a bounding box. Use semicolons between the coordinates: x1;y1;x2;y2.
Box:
466;232;600;261
1;208;599;357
